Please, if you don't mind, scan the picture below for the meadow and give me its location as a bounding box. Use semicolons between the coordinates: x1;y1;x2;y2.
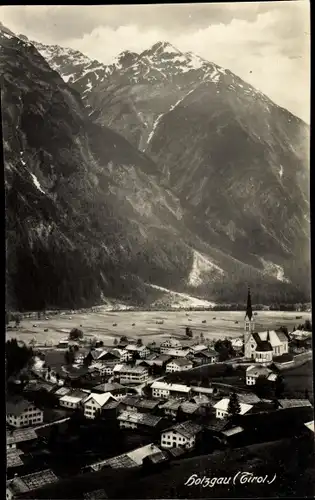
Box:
6;309;311;348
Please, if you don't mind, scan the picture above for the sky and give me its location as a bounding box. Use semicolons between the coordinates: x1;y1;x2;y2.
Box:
0;1;310;122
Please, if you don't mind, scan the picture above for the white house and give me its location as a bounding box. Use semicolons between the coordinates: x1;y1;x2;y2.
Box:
88;362;115;376
125;344;150;359
83;392;117;419
6;397;43;428
59;392;89;409
160;348;191;358
114;365;149;384
112;349;133;362
246;365;275;385
161;421;203;449
213;398;253;419
166;358;193;373
151;381;191;399
117;411;162;430
160;338;183;353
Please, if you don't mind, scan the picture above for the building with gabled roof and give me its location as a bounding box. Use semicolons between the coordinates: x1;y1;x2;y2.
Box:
213;397;254;419
166;358;193;373
277;399;312;409
151;381;191;399
83;392;117;419
117;411;163;430
6;397;43;429
6;469;58;499
161;421;203;449
246;364;276;385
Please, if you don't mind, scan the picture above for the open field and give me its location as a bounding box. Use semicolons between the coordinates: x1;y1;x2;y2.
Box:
6;310;311;347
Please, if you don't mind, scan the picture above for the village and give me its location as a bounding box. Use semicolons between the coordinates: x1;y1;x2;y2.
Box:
6;290;314;499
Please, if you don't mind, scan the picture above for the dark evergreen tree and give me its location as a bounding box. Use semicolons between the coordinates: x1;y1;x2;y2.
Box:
227;391;241;417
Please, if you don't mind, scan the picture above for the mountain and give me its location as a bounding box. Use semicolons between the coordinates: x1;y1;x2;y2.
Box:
2;28;310;309
1;27;203;311
39;38;310;297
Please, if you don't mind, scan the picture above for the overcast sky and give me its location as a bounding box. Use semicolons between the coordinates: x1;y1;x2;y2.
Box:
0;2;310;122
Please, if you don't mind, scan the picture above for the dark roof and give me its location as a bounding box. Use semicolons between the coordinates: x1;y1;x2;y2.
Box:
255;340;273;352
168;446;187;458
194;349;218;358
93;382;124;393
7;429;38;445
245;287;253;320
278;399;312;409
103;400;121;410
165;421;203;439
205;419;229;433
232;406;314;433
24;381;56;393
83;489;108;499
168;358;192;366
180;402;200;414
6;397;33;416
145;451;169;464
122;396;160;410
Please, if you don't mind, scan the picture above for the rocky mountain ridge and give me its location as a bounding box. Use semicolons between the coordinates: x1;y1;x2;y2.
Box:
2;26;311;309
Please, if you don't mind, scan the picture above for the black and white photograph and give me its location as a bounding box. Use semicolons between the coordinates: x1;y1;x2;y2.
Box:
2;1;313;499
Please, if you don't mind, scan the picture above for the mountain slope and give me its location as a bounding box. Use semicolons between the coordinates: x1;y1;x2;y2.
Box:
1;28;199;310
2;29;310;308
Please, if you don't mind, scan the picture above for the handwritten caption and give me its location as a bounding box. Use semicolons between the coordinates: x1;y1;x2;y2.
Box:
185;472;277;488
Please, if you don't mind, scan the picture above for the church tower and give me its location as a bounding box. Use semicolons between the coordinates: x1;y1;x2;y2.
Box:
244;287;255;342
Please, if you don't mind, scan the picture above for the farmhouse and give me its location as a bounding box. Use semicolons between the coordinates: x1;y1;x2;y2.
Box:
117;411;163;430
161;421;203;449
59;390;89;409
7;428;38;452
88;361;115;376
125;344;150;359
161;348;190;358
6;469;58;499
166;358;193;373
120;396;161;414
114;365;149;385
83;392;117;419
159;399;182;418
192;349;219;364
246;365;276;385
6;397;43;428
151;381;191;399
160;338;183;353
213;397;253;419
89;443;162;472
190;344;208;353
111;348;133;362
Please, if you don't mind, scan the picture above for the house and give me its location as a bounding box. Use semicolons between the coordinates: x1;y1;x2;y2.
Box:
89;443;162;472
151;381;192;399
59;390;89;409
190;344;208;353
159;399;182;419
151;355;172;367
246;365;276;385
277;399;313;409
7;428;38;452
192;349;219;365
97;350;121;362
6;397;43;428
83;392;117;419
117;411;163;431
161;421;203;449
7;448;25;470
213;397;253;419
88;362;115;376
93;382;127;400
125;344;150;359
191;386;215;396
180;402;204;418
114;365;149;385
304;420;314;433
57;339;69;348
54;387;72;399
120;396;161;414
160;338;183;353
160;348;190;358
166;358;193;373
6;469;58;499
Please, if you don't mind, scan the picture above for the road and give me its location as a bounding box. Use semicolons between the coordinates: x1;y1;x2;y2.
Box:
33;417;70;430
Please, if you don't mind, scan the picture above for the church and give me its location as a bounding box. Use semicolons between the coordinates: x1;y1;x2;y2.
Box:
243;288;289;363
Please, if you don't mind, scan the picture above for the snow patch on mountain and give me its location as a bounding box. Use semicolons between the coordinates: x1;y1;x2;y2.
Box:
30;173;45;194
259;257;290;283
147;114;163;145
188;250;224;287
149;283;216;309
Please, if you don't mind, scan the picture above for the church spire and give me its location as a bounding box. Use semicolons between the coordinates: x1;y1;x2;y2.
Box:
245;287;253;320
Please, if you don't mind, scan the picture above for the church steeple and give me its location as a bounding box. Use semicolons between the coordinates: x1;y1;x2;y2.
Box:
245;287;253;321
244;287;255;337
